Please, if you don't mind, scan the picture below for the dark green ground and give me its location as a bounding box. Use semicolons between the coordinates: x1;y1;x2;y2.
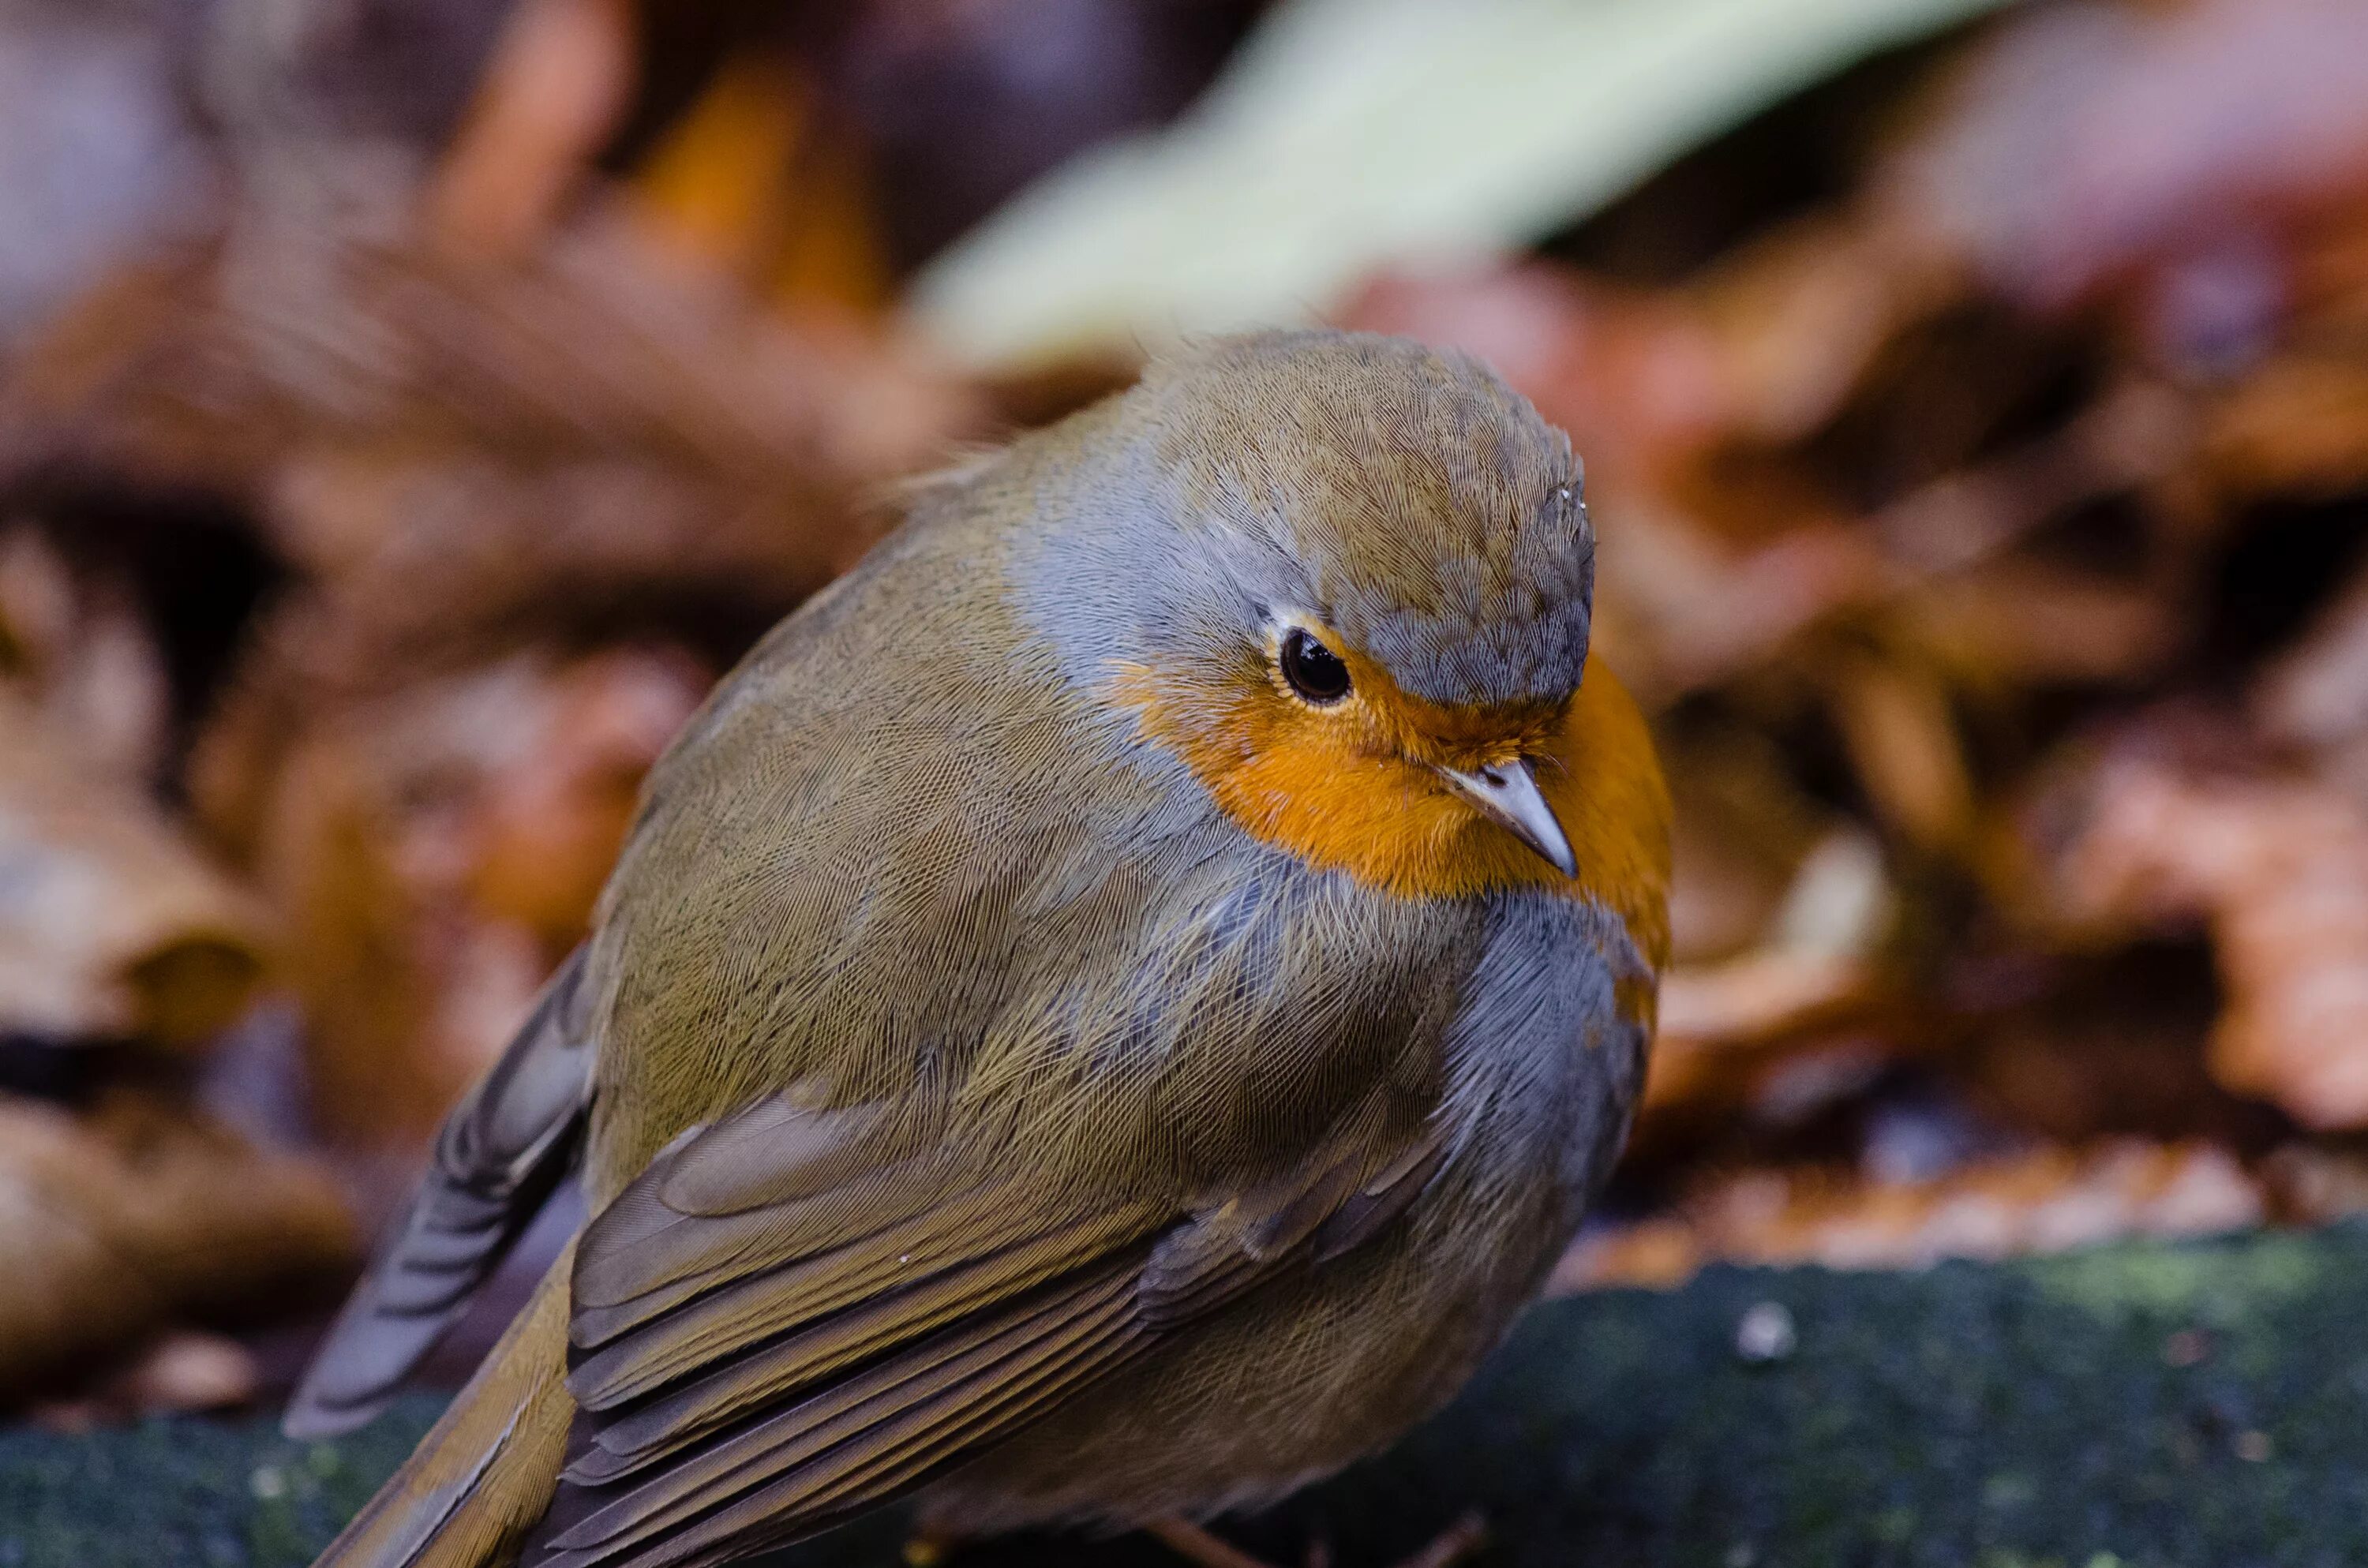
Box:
9;1224;2368;1568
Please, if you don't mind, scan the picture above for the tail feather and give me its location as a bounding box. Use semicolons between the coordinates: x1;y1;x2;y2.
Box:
288;948;593;1440
313;1244;578;1568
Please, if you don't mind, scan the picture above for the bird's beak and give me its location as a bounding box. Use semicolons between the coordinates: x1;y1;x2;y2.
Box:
1440;758;1576;877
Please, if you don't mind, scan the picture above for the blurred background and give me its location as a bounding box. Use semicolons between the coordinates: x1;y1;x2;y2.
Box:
3;0;2367;1428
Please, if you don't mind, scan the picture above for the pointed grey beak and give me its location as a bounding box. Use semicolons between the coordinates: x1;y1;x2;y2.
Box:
1441;758;1576;877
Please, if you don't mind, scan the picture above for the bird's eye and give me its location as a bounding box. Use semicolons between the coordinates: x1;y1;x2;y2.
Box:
1279;628;1351;705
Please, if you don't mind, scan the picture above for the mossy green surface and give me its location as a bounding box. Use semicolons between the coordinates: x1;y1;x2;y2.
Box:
9;1225;2368;1568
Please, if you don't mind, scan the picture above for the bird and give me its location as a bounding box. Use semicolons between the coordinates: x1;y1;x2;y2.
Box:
285;327;1671;1568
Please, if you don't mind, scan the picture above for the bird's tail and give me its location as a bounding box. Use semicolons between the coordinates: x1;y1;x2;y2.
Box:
311;1242;577;1568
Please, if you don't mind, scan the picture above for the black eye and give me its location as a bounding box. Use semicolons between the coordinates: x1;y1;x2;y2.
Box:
1279;627;1351;705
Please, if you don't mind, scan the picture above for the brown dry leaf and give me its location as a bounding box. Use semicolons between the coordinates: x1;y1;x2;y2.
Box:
201;646;706;1152
0;1091;353;1404
1661;728;1836;965
1557;1219;1702;1294
1561;1140;2262;1289
1629;380;2189;700
1;211;978;560
466;650;706;942
1684;204;1965;450
1872;380;2194;573
10;205;981;857
1654;952;1875;1069
0;526;173;783
2192;208;2368;507
102;1330;260;1416
0;692;266;1048
1905;557;2177;687
2257;559;2368;751
1883;0;2368;361
1643;829;1894;1127
1641;953;1878;1124
1956;945;2260;1151
2201;337;2368;504
425;0;636;259
626;51;894;319
2030;725;2368;1129
0;196;975;1158
629;53;815;287
1663;821;1794;974
33;1329;261;1428
2257;1141;2368;1225
1615;518;1889;705
1826;651;1975;851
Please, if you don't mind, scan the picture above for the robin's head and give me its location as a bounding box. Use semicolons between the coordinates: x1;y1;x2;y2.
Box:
1009;330;1663;912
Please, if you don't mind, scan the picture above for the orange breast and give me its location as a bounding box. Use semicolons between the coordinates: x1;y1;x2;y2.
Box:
1119;652;1672;974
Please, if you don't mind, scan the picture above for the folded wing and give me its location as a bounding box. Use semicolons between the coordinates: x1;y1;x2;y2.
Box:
526;1082;1448;1568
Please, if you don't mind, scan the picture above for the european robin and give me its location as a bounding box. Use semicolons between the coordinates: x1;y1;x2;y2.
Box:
287;330;1671;1568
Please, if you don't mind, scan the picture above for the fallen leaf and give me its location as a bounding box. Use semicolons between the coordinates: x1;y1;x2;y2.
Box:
2029;721;2368;1128
1883;0;2368;370
199;647;705;1152
426;0;635;258
0;1091;353;1405
0;692;267;1049
1563;1140;2261;1288
624;50;893;319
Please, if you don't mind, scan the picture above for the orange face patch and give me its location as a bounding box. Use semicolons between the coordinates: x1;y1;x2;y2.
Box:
1111;638;1670;968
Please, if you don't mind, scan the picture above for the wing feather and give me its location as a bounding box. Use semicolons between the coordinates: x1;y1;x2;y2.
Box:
569;1163;951;1345
519;1084;1448;1568
540;1264;1147;1568
571;1200;1167;1461
286;949;595;1439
